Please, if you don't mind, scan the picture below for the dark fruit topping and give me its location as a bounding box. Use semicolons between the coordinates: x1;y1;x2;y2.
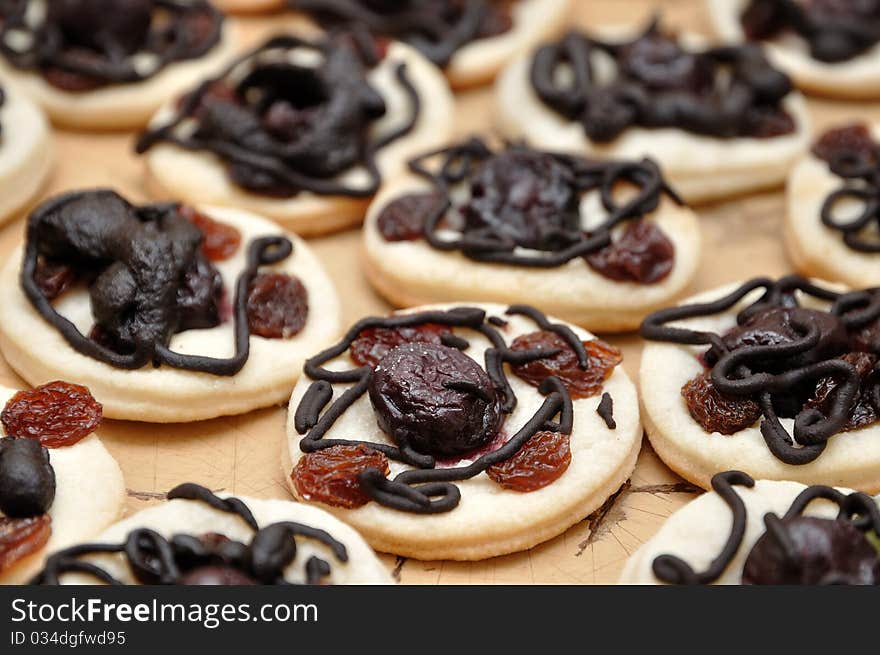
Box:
510;331;622;400
805;351;878;431
176;254;225;333
486;431;571;492
368;342;502;457
0;514;51;573
292;444;390;509
681;371;763;435
179;206;242;262
743;516;880;585
0;438;55;518
585;220;675;284
813;123;878;165
376;192;443;242
1;381;102;449
349;323;451;368
33;259;79;300
49;0;153;55
246;273;309;339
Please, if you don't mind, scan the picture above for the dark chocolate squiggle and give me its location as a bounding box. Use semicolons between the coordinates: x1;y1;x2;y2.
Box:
0;1;224;91
652;470;880;585
530;20;795;143
136;33;420;199
294;304;586;514
399;137;682;270
640;275;880;465
21;190;294;376
289;0;513;68
740;0;880;64
32;483;349;585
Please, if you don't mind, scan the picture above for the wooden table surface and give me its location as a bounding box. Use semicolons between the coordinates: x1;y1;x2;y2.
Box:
3;0;879;584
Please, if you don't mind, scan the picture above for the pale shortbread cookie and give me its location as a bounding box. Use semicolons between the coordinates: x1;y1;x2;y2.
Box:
785;124;880;288
284;302;642;560
640;281;880;493
363;178;702;333
495;31;812;204
619;478;851;584
0;22;239;130
707;0;880;99
0;80;52;224
0;206;341;423
0;385;125;585
144;42;454;236
52;493;392;585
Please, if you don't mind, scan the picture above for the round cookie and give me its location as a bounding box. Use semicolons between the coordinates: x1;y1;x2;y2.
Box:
640;277;880;492
495;23;812;204
34;483;391;584
0;382;125;585
139;36;454;236
0;80;53;224
0;191;341;422
363;140;701;333
707;0;880;99
0;1;239;129
619;471;879;584
291;0;573;88
786;123;880;288
284;302;642;560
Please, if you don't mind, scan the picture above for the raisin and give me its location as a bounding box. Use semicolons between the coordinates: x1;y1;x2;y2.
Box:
369;343;502;457
0;514;51;573
376;192;443;242
681;371;762;435
486;431;571;492
805;351;878;431
42;66;102;92
33;258;78;300
850;316;880;353
510;331;622;400
1;381;103;448
743;104;797;139
291;444;390;509
743;516;880;585
585;220;675;284
349;323;451;367
179;206;242;261
246;273;309;339
812;124;878;164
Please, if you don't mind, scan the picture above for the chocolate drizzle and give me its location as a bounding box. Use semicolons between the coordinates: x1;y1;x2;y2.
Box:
21;190;295;376
136;33;420;199
294;304;590;514
32;483;350;585
652;470;880;585
0;1;223;91
530;20;795;143
386;137;681;276
289;0;514;68
641;276;880;465
814;125;880;253
741;0;880;64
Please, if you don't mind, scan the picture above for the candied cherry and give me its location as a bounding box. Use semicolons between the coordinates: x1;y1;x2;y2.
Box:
1;381;102;448
681;371;762;435
349;323;451;368
585;220;675;284
292;444;390;509
509;331;622;399
246;273;309;339
0;514;51;572
486;431;571;492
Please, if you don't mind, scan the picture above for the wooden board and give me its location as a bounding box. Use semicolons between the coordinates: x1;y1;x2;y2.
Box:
2;0;879;585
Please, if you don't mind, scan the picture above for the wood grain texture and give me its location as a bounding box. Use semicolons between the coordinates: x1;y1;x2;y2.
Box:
1;0;877;584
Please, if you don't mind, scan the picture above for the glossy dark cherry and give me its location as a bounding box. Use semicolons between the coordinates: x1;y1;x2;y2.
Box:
681;371;763;435
368;342;502;457
585;220;675;284
349;323;451;368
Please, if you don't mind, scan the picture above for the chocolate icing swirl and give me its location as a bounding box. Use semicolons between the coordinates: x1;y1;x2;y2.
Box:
640;276;880;465
136;33;420;199
294;304;587;514
530;20;795;143
741;0;880;64
381;138;681;278
289;0;514;68
0;0;223;91
32;483;350;585
21;190;295;376
652;470;880;585
813;124;880;253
